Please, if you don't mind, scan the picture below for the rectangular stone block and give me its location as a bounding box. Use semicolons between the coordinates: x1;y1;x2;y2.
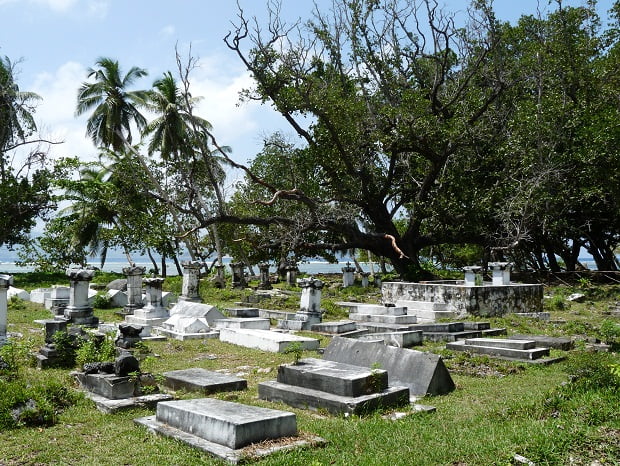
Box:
464;338;536;350
75;373;136;399
358;330;423;348
349;313;417;324
511;334;574;350
276;358;387;397
218;328;319;353
225;307;259;318
163;368;247;394
354;322;413;333
446;340;551;360
422;330;482;343
395;300;449;311
155;398;297;449
462;322;491;330
410;322;464;332
311;321;357;334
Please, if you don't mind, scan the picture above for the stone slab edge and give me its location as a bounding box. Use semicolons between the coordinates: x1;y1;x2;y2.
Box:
84;391;173;414
135;415;326;464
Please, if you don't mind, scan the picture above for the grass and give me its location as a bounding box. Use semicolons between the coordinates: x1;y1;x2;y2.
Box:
0;274;619;465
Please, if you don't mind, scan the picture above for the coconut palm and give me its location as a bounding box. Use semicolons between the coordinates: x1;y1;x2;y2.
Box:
75;57;148;151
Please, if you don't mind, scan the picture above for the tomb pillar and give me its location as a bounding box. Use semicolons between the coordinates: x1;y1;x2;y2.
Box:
258;262;272;290
179;261;203;302
489;262;512;286
63;267;98;326
463;266;483;287
0;274;13;344
230;262;247;289
341;262;356;287
122;265;146;315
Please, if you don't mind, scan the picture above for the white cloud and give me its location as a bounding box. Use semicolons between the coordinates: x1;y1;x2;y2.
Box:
159;25;176;39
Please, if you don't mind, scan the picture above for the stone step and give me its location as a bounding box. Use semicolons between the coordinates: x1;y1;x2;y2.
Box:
410;322;464;333
395;300;449;311
349;313;417;324
152;398;297;450
258;380;409;415
357;330;423;348
412;310;458;323
276;358;387;396
464;338;536;350
481;328;508;337
337;302;407;316
463;322;491;330
163;368;247;394
258;309;296;321
218;328;319;353
213;318;270;330
446;340;551;360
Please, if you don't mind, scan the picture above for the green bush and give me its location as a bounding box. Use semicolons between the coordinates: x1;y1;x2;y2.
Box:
51;331;79;368
91;292;112;309
75;333;116;368
598;319;620;345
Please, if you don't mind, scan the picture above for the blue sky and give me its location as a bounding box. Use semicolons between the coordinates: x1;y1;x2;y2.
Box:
0;0;616;186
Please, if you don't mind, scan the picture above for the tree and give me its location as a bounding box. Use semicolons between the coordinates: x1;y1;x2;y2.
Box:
221;0;511;279
75;57;148;151
0;55;55;247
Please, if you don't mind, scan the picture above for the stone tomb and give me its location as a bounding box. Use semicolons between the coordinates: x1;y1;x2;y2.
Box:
409;321;507;343
323;337;455;397
125;278;170;337
135;398;324;463
155;301;224;340
356;330;423;348
0;274;13;345
337;302;418;326
163;368;247;394
258;358;409;415
62;267;98;327
446;338;554;362
219;328;319;353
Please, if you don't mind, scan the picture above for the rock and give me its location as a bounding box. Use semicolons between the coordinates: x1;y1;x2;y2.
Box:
106;279;127;291
114;353;140;376
83;361;115;374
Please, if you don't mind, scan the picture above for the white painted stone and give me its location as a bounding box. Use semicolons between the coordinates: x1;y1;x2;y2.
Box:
219;328;319;353
8;286;29;301
107;289;128;308
214;318;270;330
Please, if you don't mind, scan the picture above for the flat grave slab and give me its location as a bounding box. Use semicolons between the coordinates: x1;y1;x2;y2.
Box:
446;340;551;360
349;313;417;324
163;368;247;394
225;307;259;318
357;330;423;347
510;334;574;350
85;391;172;414
219;328;319;353
311;320;357;334
213;317;270;330
464;338;536;350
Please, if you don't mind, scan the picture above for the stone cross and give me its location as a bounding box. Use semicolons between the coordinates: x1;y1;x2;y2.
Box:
257;262;272;290
230;262;247;289
0;274;13;344
463;266;483;287
179;261;203;302
63;267;98;326
489;262;512;286
341;262;356;287
122;265;146;315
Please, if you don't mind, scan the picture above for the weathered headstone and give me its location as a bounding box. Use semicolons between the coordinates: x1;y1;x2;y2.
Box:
230;262;247;289
285;261;298;287
323;337;455;396
0;274;13;345
341;262;356;287
122;265;146;315
179;261;203;302
257;262;272;290
279;278;324;330
63;267;98;327
163;368;247;394
360;272;370;288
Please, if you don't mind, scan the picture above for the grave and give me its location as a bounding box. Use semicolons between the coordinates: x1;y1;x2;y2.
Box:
155;301;224;340
219;328;319;353
230;262;247;289
509;334;574;351
446;338;552;361
258;358;409;415
135;398;323;463
214;317;270;330
395;300;457;323
0;274;13;345
225;307;259;318
8;286;29;301
310;320;358;334
278;278;324;330
125;277;169;337
338;302;418;326
408;322;506;342
178;261;203;302
360;272;371;288
284;262;299;287
35;319;68;368
382;265;544;317
162;368;247;394
323;337;455;396
74;353;172;413
341;262;356;287
257;262;273;290
120;265;145;315
211;264;226;288
43;286;70;314
356;330;423;348
62;267;99;327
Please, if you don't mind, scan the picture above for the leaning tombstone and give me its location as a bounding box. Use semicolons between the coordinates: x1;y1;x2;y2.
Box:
121;265;146;315
178;261;203;303
0;274;13;345
342;262;356;287
63;266;99;327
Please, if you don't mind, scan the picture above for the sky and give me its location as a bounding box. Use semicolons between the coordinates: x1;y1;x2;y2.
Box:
0;0;616;191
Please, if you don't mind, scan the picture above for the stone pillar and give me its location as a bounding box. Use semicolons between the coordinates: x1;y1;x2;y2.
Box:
279;277;324;330
341;262;356;287
230;262;247;289
463;266;483;287
63;267;98;326
258;262;272;290
489;262;512;286
125;278;168;336
285;263;299;287
122;265;146;315
360;272;371;288
0;274;13;344
179;261;203;302
212;264;226;289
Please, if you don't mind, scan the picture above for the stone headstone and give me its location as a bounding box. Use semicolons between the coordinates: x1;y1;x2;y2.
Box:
179;261;203;302
63;266;98;327
489;262;512;285
323;337;455;396
257;262;272;290
463;266;483;286
230;262;247;289
0;274;13;344
122;265;146;315
341;262;356;287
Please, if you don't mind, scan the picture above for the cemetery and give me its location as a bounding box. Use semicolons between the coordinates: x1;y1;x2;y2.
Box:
0;264;618;464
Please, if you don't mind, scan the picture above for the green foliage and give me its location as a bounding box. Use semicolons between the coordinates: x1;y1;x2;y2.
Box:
74;333;116;368
283;341;304;365
598;319;620;345
51;331;79;368
91;292;112;309
0;378;78;430
0;340;36;379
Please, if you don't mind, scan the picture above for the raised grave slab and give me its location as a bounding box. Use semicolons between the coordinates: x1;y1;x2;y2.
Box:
163;368;247;394
85;391;172;414
511;334;574;351
446;339;551;360
464;338;536;350
353;322;413;333
310;320;357;334
213;317;270;330
225;307;259;318
219;328;319;353
357;330;423;348
323;338;455;396
349;313;417;325
337;302;408;316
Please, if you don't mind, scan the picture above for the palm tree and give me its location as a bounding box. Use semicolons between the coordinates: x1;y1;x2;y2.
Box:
75;57;148;151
